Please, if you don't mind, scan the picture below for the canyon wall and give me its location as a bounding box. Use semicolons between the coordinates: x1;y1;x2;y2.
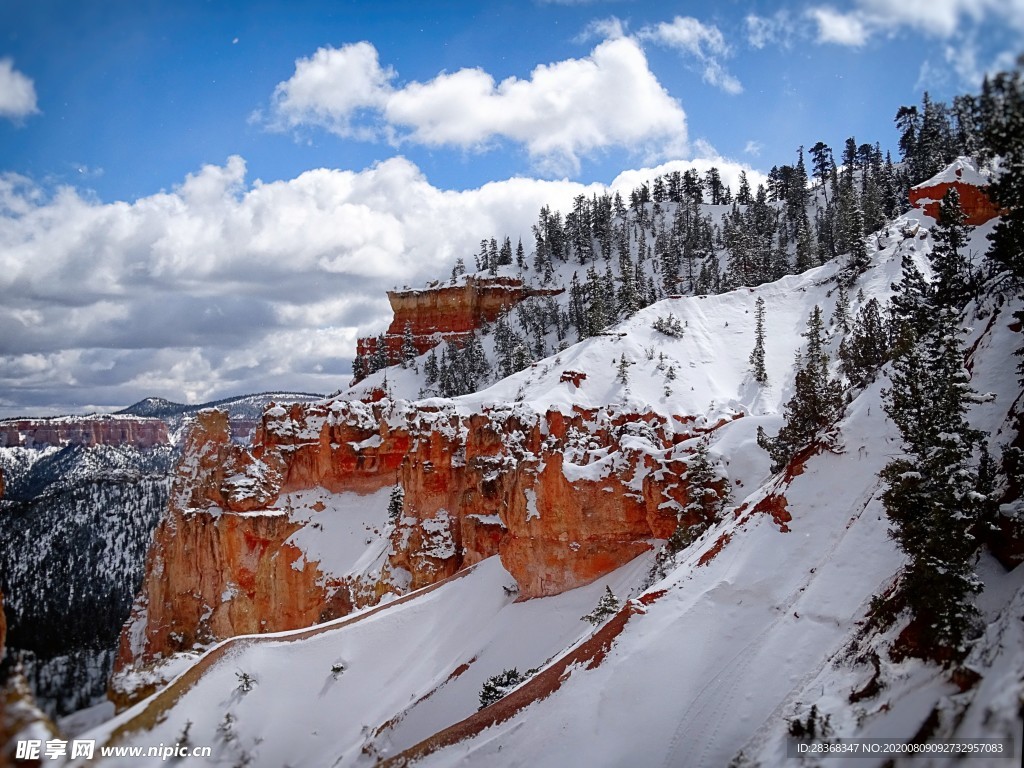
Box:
355;276;562;377
116;399;727;686
0;416;169;449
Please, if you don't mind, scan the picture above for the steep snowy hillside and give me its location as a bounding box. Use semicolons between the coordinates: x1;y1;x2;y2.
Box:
73;196;1023;766
343;151;908;404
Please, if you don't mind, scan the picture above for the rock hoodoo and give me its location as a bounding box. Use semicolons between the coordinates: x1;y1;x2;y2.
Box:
354;276;562;379
908;157;1001;225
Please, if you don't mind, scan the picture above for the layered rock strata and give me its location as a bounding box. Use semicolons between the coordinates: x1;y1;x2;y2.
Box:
117;399;731;679
355;276;562;377
0;416;168;449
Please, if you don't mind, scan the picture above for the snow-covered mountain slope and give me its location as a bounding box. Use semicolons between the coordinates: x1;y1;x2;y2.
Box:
450;210;957;421
74;556;653;768
72;198;1023;766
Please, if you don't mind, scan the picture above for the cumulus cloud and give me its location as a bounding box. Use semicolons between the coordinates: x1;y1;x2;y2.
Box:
0;58;39;121
265;37;687;176
0;157;602;411
0;151;759;413
637;16;743;94
267;42;394;138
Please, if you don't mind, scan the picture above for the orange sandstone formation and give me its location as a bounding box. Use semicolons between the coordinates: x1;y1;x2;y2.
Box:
908;159;1001;226
0;416;168;449
355;276;562;377
116;399;728;683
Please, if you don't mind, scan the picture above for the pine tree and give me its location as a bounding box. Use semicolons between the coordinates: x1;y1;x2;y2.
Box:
424;349;439;386
400;321;417;368
930;188;972;309
581;586;619;625
881;307;983;652
497;236;513;267
809;142;834;204
832;284;850;333
838;297;889;387
478;668;525;710
749;297;768;384
387;484;404;524
758;306;843;473
843;200;870;280
451;257;466;282
889;253;933;354
351;352;366;382
794;209;815;273
616;354;632;386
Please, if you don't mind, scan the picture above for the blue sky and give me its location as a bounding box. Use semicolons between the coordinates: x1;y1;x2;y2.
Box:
0;0;1021;414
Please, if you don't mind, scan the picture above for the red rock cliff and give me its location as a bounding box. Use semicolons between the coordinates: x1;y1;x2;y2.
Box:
0;416;168;449
909;159;1002;226
355;276;562;378
116;398;731;690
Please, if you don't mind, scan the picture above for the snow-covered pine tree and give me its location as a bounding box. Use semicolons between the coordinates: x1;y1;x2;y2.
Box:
888;253;933;355
654;435;732;579
400;321;417;368
616;354;631;386
831;284;850;333
838;297;889;387
387;484;404;524
581;586;620;625
842;198;869;281
423;349;439;386
478;668;525;710
929;188;972;309
757;306;843;473
749;297;768;384
880;306;983;653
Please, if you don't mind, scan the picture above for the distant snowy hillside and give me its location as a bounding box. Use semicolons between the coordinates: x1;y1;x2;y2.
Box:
0;391;326;720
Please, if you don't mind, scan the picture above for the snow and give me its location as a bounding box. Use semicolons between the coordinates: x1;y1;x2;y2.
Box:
911;156;991;191
72;555;654;767
523;487;540;521
70;190;1024;766
283;487;392;582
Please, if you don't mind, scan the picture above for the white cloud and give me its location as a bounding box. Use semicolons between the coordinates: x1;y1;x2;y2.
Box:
808;7;868;47
0;58;39;121
578;16;627;41
637;17;743;94
744;140;763;156
808;0;1024;47
0;151;756;411
941;39;1019;87
266;38;687;175
267;41;394;138
745;11;800;49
